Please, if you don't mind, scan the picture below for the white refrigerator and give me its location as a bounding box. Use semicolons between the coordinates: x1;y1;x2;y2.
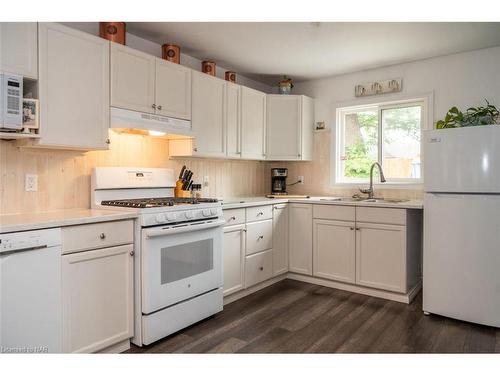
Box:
423;126;500;327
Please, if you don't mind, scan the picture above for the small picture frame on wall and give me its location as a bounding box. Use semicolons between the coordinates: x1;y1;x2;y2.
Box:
23;98;39;130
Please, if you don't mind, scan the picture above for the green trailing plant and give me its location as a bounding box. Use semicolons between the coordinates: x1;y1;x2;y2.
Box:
436;100;500;129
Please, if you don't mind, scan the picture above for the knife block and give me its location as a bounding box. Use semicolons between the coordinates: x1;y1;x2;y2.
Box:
174;179;191;198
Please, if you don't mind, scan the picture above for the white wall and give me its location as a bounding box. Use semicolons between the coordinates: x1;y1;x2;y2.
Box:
61;22;272;93
294;46;500;129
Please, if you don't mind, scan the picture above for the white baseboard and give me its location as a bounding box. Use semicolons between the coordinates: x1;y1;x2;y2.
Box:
98;339;130;354
224;272;421;305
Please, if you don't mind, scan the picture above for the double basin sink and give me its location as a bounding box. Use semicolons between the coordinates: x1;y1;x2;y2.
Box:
318;197;410;204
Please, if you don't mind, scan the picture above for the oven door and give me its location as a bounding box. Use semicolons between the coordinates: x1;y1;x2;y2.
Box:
141;219;224;315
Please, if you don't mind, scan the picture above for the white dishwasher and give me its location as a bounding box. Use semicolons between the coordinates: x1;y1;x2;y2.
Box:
0;228;62;353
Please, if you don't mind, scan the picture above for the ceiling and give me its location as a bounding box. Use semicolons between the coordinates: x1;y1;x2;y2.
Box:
127;22;500;86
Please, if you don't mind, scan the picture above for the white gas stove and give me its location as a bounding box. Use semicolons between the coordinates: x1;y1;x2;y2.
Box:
91;167;224;346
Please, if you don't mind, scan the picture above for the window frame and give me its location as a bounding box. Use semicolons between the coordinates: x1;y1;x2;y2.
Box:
332;93;433;188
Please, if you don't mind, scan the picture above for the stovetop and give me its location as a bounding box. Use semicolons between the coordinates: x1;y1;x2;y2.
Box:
100;197;219;209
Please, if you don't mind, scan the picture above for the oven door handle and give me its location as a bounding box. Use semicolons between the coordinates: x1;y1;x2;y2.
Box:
144;219;226;238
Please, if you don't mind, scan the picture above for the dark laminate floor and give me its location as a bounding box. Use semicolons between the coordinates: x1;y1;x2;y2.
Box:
127;279;500;353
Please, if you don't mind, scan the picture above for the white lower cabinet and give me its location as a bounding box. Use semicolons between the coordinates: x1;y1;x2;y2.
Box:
245;249;273;288
62;244;134;353
313;219;356;283
288;204;313;275
222;224;246;296
355;222;406;293
223;204;283;297
272;204;288;276
245;219;273;256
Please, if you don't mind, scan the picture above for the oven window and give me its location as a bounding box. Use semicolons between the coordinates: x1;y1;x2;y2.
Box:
160;239;214;284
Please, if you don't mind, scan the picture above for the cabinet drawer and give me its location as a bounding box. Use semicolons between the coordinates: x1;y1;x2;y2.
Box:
62;220;134;254
356;207;406;225
246;205;273;222
246;219;273;255
245;249;273;288
223;208;246;226
313;204;355;221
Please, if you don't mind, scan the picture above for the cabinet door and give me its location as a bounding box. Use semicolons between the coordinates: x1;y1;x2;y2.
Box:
288;203;313;275
266;95;301;160
110;43;155;114
62;244;134;353
155;58;191;120
225;82;241;158
0;22;38;79
38;23;109;149
313;219;355;283
223;224;245;296
191;71;226;157
356;223;406;292
241;86;266;160
273;204;289;276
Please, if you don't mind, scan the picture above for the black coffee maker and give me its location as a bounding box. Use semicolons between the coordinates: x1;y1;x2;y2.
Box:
271;168;288;195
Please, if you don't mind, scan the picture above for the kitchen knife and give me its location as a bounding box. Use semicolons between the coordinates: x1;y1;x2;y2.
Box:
181;168;189;182
186;180;193;191
178;165;186;180
185;170;193;184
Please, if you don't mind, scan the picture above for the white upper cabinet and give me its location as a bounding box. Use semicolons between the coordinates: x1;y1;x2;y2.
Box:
266;95;314;161
37;23;109;150
191;71;226;157
0;22;38;79
240;86;266;160
110;43;156;114
155;58;191;120
225;81;241;158
111;44;191;120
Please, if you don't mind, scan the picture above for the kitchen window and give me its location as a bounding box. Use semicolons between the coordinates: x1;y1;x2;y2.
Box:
335;99;427;185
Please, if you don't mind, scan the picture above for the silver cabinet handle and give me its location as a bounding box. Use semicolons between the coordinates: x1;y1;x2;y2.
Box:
105;138;111;144
258;235;264;240
152;104;156;109
193;147;198;152
259;266;264;271
99;233;106;239
298;154;301;157
257;212;264;216
230;216;236;221
356;227;360;231
350;227;354;231
157;105;162;110
130;251;135;256
243;229;247;232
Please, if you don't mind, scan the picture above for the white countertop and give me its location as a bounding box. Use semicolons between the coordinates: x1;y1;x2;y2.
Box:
0;209;138;234
221;196;423;210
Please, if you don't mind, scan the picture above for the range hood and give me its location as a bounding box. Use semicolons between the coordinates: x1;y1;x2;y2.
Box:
110;107;194;139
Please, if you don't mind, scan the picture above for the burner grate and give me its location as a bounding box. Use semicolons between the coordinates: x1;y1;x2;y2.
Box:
100;197;218;208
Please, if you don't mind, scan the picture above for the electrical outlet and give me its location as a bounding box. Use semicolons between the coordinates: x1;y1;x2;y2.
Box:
298;175;304;184
203;175;209;187
25;174;38;192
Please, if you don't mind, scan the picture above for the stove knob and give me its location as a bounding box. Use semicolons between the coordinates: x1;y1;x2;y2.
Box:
185;211;194;219
202;209;211;217
166;213;176;221
210;208;218;216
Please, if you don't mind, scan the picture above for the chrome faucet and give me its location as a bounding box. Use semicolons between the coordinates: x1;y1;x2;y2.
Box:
359;162;386;199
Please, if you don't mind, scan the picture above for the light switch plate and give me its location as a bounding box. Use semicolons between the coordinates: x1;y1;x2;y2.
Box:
25;174;38;192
